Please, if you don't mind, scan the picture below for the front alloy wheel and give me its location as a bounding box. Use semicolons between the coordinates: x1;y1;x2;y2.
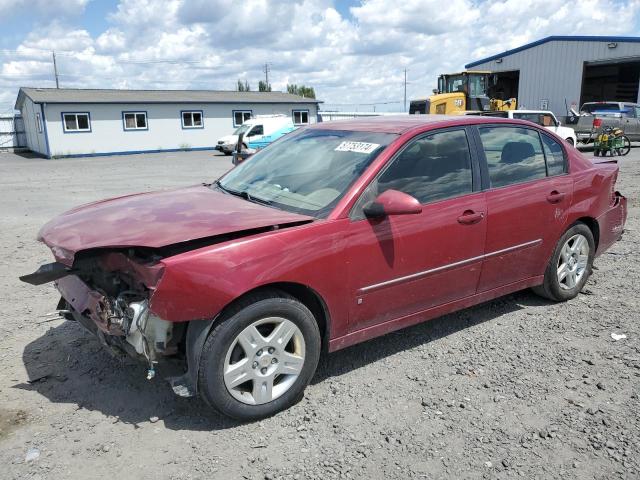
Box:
198;290;321;421
223;317;305;405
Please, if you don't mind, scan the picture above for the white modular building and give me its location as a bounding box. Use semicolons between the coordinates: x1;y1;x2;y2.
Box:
14;87;321;158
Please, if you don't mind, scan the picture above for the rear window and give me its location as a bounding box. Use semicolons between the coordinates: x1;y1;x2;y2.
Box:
581;103;620;114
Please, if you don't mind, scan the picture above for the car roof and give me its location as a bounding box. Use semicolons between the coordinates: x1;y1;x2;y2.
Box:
309;114;531;134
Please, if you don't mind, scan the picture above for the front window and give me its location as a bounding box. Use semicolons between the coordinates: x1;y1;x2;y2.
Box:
247;125;263;137
62;112;90;132
123;112;147;130
217;129;397;218
351;129;474;220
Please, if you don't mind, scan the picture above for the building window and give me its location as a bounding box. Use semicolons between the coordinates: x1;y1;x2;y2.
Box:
35;112;43;133
292;110;309;125
123;111;148;131
182;110;203;129
62;112;91;133
233;110;252;127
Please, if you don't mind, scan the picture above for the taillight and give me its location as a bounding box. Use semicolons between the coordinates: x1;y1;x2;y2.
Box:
593;118;602;128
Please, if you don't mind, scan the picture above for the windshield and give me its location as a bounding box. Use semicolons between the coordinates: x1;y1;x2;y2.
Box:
233;124;251;135
217;129;397;218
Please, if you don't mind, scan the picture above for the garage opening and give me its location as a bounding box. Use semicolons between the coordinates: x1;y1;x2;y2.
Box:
581;60;640;105
489;70;520;103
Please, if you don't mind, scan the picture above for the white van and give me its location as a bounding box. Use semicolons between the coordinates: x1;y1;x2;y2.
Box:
216;115;296;155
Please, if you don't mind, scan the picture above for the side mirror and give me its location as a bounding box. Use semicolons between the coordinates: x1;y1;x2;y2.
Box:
363;189;422;218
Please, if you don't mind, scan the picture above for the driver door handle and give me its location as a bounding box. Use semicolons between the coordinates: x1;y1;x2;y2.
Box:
457;210;484;225
546;191;565;203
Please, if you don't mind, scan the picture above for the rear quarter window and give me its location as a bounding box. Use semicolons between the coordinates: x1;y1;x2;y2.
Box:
541;134;567;176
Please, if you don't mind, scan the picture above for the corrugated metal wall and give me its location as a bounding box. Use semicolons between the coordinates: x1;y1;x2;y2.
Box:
0;115;26;150
468;40;640;117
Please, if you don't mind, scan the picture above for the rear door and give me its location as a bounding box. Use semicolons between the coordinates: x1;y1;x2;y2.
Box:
474;125;573;292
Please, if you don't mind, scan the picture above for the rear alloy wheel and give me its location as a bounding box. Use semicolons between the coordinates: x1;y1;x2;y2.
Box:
198;291;321;420
533;224;595;301
556;234;590;291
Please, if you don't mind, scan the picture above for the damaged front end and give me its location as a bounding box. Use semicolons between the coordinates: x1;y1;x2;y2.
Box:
21;249;181;380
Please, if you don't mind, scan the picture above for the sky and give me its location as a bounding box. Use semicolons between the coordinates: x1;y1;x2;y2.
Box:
1;0;640;113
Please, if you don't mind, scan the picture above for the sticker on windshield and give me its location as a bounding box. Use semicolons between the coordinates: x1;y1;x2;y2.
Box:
334;141;380;154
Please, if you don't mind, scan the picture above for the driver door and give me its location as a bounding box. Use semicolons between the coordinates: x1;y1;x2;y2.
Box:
345;128;486;332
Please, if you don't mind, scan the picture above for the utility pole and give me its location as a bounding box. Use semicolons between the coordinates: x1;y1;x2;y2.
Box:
263;63;271;86
403;68;407;112
52;51;59;88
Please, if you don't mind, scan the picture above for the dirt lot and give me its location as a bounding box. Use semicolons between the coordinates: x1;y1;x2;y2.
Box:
0;148;638;480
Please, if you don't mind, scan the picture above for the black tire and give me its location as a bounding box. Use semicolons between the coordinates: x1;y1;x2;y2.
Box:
565;137;575;147
198;290;321;421
532;223;595;302
620;135;631;156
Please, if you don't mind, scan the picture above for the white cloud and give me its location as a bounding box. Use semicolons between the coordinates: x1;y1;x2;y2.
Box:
0;0;89;18
1;0;640;112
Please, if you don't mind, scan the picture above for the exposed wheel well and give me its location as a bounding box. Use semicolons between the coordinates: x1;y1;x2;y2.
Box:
574;217;600;251
225;283;331;352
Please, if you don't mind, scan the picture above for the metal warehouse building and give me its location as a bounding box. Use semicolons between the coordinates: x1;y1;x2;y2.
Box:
465;35;640;117
15;88;320;158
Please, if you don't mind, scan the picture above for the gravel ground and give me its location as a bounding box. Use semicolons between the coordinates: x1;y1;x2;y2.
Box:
0;147;638;480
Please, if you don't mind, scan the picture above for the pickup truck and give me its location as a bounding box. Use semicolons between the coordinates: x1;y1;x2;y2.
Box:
566;101;640;144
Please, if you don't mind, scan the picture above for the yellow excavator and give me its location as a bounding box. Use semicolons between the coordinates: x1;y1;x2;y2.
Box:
410;71;517;115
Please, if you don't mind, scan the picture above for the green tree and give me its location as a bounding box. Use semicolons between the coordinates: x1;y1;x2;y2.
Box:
237;80;251;92
258;80;272;92
286;84;315;99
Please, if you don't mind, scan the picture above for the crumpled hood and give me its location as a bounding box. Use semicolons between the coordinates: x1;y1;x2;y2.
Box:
38;185;314;265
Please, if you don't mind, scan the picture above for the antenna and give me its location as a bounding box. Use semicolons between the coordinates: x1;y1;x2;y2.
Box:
52;51;59;88
403;68;407;112
263;63;271;85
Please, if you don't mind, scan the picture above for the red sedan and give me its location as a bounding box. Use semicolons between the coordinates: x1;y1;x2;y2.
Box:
22;115;626;420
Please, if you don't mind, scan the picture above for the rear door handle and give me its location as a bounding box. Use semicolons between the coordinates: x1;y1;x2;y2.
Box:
457;210;484;225
546;191;565;203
